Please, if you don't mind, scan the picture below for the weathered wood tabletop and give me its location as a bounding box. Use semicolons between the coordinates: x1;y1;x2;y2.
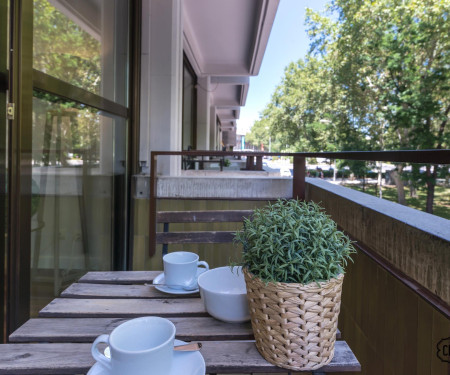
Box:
1;271;361;374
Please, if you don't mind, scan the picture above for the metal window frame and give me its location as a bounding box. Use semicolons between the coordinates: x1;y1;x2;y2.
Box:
33;70;129;119
0;0;8;344
7;0;33;339
182;53;198;150
126;0;142;270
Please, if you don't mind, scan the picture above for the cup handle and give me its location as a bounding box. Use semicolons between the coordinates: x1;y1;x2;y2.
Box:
197;260;209;271
91;334;112;370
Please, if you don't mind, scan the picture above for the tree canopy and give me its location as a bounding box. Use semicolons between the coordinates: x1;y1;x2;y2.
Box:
249;0;449;153
248;0;449;212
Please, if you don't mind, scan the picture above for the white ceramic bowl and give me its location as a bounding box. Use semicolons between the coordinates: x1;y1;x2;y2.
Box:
197;266;250;323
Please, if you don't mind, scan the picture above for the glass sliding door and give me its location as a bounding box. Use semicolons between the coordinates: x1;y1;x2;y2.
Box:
1;0;136;338
29;0;131;315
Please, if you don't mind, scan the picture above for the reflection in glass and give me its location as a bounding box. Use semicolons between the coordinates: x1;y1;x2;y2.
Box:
30;93;127;315
33;0;129;106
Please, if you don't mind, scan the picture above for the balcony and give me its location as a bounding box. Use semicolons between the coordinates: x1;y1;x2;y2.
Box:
129;149;450;374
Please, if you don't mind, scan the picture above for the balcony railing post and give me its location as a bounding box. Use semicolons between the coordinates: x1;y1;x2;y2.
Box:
246;155;254;170
255;156;263;171
149;153;157;257
293;155;306;201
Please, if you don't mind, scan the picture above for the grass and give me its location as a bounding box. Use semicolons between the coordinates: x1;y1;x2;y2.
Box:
343;183;450;220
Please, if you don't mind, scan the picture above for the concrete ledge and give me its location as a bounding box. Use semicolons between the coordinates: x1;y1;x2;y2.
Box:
306;178;450;304
308;178;450;242
156;175;292;199
133;174;293;199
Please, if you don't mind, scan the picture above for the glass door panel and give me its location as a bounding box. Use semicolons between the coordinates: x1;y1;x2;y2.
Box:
30;93;127;313
29;0;131;317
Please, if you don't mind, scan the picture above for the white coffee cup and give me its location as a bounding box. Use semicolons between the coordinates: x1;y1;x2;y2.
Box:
163;251;209;289
91;316;175;375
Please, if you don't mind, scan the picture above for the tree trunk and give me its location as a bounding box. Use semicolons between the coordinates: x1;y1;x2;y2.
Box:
333;160;337;181
391;165;406;205
425;165;436;214
377;161;383;199
409;184;418;198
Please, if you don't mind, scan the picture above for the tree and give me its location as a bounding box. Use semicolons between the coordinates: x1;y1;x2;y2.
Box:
249;0;449;213
307;0;450;212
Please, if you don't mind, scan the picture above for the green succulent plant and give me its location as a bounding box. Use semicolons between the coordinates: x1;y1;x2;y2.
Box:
234;199;356;285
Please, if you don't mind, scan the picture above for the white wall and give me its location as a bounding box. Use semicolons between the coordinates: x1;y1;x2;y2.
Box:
140;0;183;175
209;106;217;150
195;76;210;150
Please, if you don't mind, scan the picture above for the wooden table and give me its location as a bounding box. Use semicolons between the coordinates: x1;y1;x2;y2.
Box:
2;271;361;374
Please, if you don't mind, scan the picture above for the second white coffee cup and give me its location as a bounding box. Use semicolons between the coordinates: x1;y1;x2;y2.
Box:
163;251;209;289
91;316;175;375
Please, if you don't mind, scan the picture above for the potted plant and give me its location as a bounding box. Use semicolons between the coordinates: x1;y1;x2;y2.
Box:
234;199;355;371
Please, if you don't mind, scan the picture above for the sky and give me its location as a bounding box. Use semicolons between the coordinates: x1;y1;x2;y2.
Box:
237;0;330;135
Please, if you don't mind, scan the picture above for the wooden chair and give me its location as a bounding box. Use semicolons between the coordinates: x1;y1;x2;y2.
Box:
156;210;254;256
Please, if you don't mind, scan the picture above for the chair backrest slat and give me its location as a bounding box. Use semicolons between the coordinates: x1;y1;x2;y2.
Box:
156;231;236;244
156;210;253;223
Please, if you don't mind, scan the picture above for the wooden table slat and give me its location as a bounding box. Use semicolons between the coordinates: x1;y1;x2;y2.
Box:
61;283;199;299
0;341;360;374
78;271;162;284
10;317;341;343
39;298;208;318
9;317;254;343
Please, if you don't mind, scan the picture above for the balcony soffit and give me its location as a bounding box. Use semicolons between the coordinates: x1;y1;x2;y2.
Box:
183;0;279;77
183;0;278;127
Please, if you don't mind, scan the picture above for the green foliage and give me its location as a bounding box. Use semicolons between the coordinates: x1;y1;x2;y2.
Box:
234;200;356;284
251;0;449;154
247;0;449;212
32;0;104;166
34;0;101;94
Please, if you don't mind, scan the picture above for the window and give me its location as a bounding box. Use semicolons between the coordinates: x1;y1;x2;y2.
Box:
182;55;197;150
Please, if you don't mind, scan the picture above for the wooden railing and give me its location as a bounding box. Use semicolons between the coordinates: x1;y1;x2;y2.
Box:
149;148;449;257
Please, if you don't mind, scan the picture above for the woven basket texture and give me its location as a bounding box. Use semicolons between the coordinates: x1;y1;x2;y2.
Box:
243;269;344;371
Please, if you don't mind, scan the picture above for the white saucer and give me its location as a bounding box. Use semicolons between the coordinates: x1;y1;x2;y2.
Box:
152;268;207;295
87;340;205;375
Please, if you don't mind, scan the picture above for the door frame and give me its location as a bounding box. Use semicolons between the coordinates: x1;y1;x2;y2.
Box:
0;0;9;344
6;0;33;339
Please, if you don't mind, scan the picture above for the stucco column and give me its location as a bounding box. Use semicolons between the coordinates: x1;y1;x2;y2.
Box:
196;76;210;150
140;0;183;175
209;106;218;150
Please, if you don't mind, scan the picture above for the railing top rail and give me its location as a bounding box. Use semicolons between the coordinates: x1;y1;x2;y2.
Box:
151;149;450;164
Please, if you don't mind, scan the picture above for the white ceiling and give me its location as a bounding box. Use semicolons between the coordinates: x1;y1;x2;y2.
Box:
183;0;279;134
184;0;260;76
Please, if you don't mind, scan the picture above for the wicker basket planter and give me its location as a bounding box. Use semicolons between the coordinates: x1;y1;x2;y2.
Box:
244;268;344;371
